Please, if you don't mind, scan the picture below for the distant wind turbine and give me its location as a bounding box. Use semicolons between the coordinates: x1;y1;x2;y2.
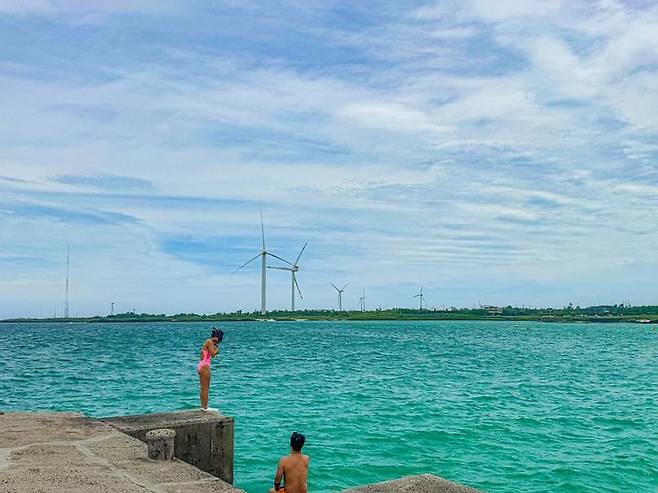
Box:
236;209;292;315
268;242;308;311
413;286;425;310
331;283;348;311
359;289;366;312
64;244;70;318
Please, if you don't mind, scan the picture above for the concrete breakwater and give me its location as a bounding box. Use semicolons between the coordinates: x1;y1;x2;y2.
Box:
0;412;242;492
342;474;480;492
104;410;234;483
0;411;481;492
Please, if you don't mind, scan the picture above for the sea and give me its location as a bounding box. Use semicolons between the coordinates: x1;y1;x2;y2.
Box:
1;320;656;492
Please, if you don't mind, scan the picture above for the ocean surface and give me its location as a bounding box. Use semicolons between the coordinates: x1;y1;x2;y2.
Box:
1;320;656;492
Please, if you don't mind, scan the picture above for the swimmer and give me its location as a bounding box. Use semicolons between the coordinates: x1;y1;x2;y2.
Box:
197;327;223;411
269;432;309;493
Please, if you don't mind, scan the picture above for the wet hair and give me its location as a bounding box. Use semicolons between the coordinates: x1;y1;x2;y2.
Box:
290;432;305;451
211;328;224;342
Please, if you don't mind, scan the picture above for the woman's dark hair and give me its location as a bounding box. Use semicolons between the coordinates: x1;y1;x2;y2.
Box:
211;328;224;342
290;432;305;451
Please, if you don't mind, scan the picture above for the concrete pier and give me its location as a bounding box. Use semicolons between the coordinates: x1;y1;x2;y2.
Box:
0;412;243;493
1;412;481;493
103;410;234;484
341;474;482;493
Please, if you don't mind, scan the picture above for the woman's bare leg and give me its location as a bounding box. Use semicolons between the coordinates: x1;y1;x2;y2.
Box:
198;367;210;409
205;369;211;408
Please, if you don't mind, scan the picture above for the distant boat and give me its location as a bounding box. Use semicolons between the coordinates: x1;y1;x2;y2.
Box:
637;319;651;324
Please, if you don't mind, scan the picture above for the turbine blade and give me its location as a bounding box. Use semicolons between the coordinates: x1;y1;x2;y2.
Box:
267;252;293;266
268;266;292;271
341;283;348;291
331;283;339;291
234;253;261;272
294;242;308;266
260;208;265;250
294;276;303;299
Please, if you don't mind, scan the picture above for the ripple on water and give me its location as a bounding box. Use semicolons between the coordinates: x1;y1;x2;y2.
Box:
1;321;657;493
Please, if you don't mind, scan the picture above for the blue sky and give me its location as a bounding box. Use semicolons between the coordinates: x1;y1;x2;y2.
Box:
1;0;658;317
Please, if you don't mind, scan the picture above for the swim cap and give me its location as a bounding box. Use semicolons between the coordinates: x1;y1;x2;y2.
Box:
290;432;305;451
211;328;224;341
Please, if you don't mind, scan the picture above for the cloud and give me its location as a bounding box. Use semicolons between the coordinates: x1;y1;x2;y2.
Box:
468;0;564;21
0;201;140;226
0;0;168;19
336;101;443;132
52;174;153;191
1;0;658;316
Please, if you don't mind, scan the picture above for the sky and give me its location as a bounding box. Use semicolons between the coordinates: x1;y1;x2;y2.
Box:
1;0;658;318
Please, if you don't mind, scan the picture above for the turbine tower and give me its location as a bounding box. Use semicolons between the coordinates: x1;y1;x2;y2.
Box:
64;244;70;318
413;286;425;310
236;209;292;315
359;289;366;312
268;242;308;311
331;283;347;311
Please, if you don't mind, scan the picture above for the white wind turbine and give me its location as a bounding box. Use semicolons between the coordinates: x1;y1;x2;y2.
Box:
413;286;425;310
64;244;70;318
359;289;365;312
236;210;292;315
268;242;308;311
331;283;348;311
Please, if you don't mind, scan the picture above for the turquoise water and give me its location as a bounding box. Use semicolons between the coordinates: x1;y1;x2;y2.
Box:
1;321;656;492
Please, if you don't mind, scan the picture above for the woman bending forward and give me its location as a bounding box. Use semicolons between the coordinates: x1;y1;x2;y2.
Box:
197;327;223;411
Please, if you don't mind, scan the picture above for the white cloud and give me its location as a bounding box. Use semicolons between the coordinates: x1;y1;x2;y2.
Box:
0;0;166;18
469;0;564;21
336;101;442;133
0;0;54;15
2;0;658;315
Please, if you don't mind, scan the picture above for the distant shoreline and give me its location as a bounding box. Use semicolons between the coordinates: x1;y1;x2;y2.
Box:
3;308;658;324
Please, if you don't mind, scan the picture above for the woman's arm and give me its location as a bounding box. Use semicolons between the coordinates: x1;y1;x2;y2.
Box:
207;339;220;357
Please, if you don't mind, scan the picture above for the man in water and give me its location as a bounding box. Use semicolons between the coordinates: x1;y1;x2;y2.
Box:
269;432;309;493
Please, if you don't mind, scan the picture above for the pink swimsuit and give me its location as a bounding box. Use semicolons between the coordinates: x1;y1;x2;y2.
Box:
197;349;211;372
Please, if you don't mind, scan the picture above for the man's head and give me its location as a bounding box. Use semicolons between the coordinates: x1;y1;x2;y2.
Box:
290;432;305;452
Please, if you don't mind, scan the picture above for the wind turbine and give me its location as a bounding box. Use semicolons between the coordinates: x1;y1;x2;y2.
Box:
413;286;425;310
268;242;308;311
64;244;70;318
236;210;292;315
331;283;348;311
359;289;365;312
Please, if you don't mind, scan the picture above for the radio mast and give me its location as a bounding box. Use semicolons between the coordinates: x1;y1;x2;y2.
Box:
64;245;70;318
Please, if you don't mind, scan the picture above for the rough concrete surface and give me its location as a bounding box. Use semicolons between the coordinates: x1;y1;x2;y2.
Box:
103;410;234;483
0;412;244;493
341;474;482;493
103;410;233;431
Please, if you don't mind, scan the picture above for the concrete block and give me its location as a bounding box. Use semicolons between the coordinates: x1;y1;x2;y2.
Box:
145;428;176;460
341;474;482;493
103;410;234;484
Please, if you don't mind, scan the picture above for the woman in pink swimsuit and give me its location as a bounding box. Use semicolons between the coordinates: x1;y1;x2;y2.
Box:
197;327;223;411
